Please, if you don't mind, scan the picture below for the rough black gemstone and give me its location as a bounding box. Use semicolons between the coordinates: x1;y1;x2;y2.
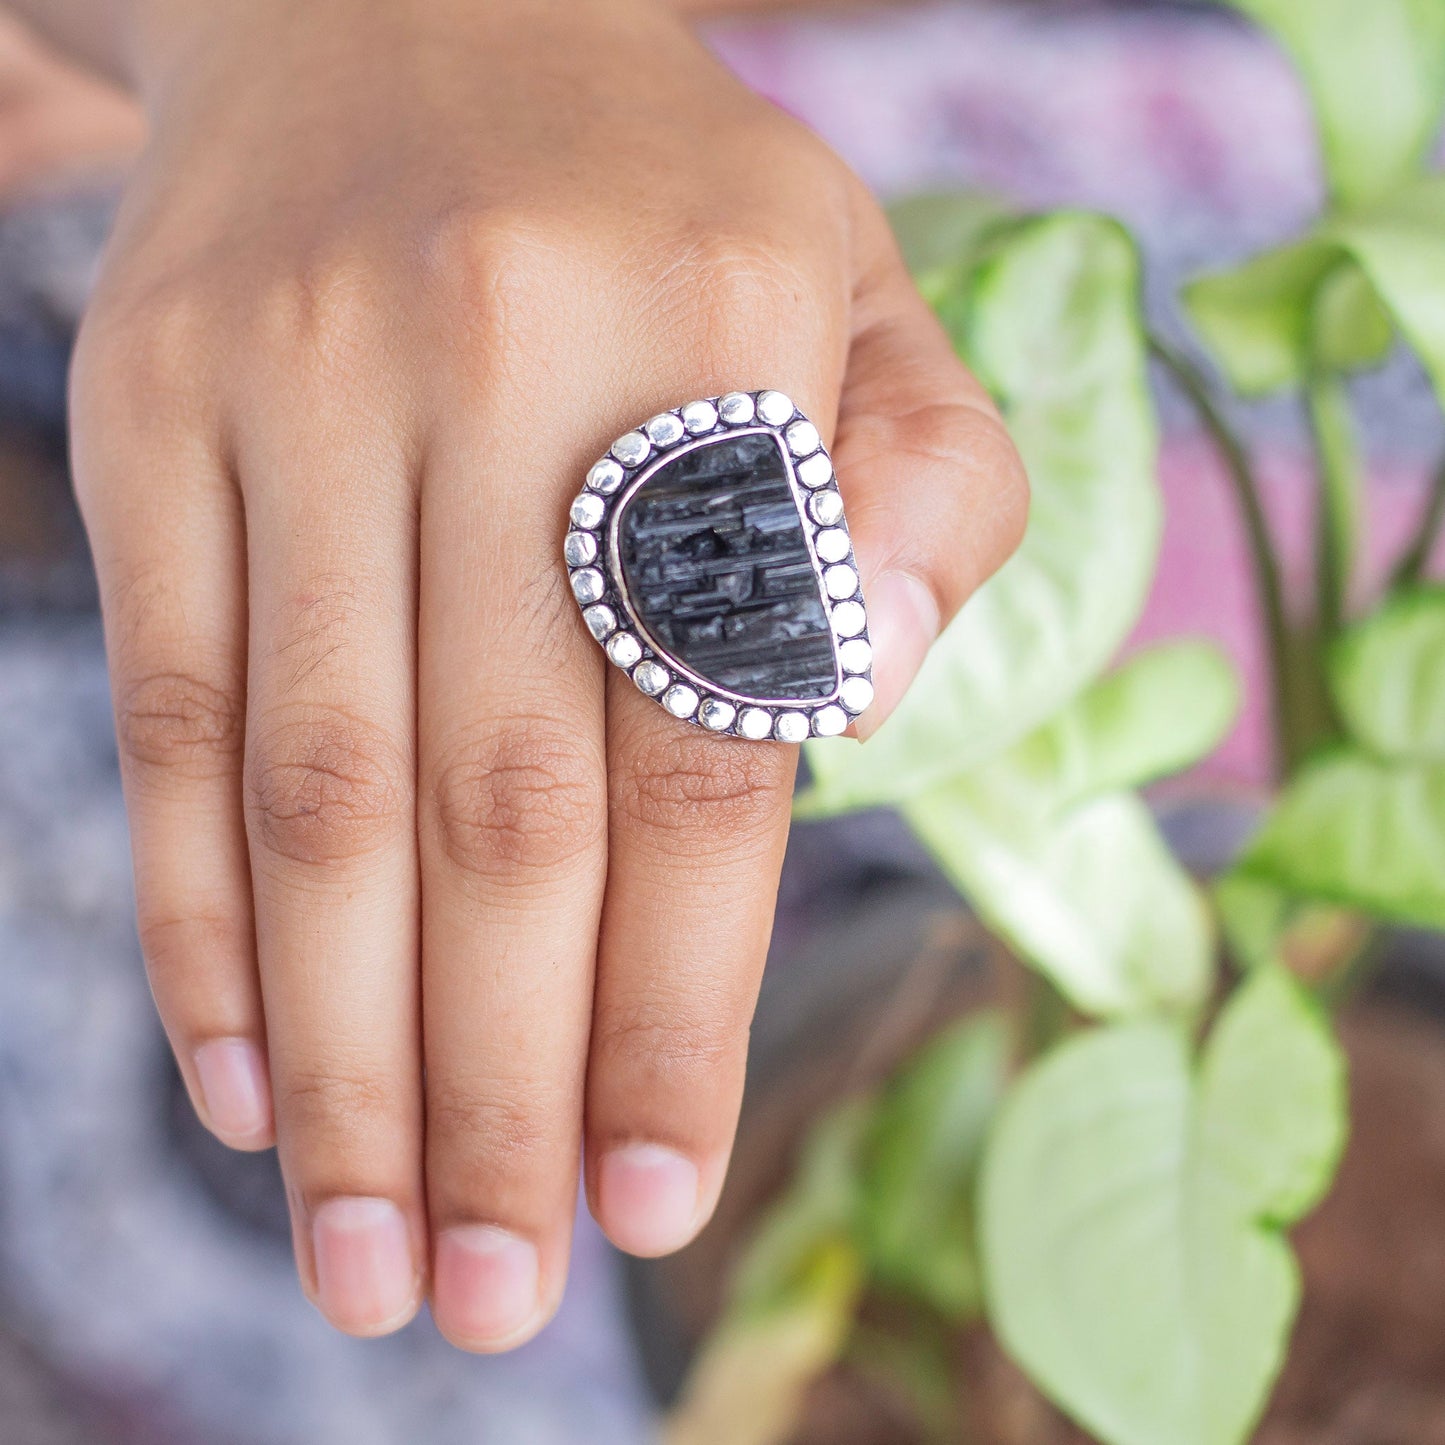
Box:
616;432;838;702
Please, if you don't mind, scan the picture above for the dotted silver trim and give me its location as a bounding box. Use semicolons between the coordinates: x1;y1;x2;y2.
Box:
564;391;873;742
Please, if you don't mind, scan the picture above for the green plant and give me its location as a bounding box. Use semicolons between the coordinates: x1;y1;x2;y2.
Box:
665;3;1445;1443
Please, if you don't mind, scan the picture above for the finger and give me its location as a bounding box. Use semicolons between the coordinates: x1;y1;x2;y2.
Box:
417;399;609;1353
71;350;271;1152
589;690;798;1256
414;209;848;1334
238;401;424;1339
586;323;846;1255
832;200;1030;738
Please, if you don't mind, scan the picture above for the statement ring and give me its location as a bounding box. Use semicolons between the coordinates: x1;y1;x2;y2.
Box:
564;391;874;742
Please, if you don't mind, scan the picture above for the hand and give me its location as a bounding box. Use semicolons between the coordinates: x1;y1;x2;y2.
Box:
73;0;1027;1349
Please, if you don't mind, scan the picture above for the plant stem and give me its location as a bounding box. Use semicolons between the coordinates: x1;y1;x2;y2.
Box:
1306;372;1362;638
1390;450;1445;589
1149;336;1295;773
1019;967;1070;1062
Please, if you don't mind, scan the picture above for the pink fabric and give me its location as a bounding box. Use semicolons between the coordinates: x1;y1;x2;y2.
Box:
709;4;1321;223
1136;443;1442;786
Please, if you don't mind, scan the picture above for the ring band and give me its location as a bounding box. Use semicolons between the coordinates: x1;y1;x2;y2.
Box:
564;390;873;742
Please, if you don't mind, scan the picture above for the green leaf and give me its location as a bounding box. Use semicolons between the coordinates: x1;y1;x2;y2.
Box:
1214;872;1292;970
1198;969;1346;1220
804;213;1160;814
733;1099;874;1314
859;1012;1011;1319
1331;178;1445;401
1185;176;1445;401
667;1103;873;1445
1184;243;1392;396
665;1239;864;1445
980;968;1348;1445
1005;641;1240;809
886;190;1014;279
1330;587;1445;760
1312;262;1397;373
888;648;1227;1017
1223;0;1445;208
905;783;1213;1018
1232;750;1445;929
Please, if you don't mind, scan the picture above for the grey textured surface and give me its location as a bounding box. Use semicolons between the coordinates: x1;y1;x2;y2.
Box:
618;432;838;702
0;619;657;1445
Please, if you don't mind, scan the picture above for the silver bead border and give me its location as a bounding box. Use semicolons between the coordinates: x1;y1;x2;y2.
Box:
563;391;873;742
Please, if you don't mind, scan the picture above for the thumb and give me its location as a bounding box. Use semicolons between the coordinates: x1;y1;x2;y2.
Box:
831;213;1029;739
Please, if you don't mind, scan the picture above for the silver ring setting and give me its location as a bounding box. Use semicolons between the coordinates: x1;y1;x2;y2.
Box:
564;391;873;741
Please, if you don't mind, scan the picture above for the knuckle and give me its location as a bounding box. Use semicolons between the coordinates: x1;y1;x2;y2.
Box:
595;993;741;1093
255;249;386;381
427;1078;569;1175
851;397;1030;588
420;206;579;356
618;734;791;837
430;720;604;879
247;707;409;867
278;1063;396;1138
72;281;212;427
648;220;819;337
116;670;243;776
135;908;244;993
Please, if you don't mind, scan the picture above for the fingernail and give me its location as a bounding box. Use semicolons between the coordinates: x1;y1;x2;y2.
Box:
193;1038;273;1143
597;1144;701;1257
312;1198;418;1335
856;570;940;741
434;1226;541;1347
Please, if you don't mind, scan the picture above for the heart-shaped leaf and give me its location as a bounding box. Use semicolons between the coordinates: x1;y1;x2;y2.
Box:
1185;176;1445;402
1330;586;1445;761
804;212;1160;814
885;644;1231;1017
905;784;1212;1018
980;968;1347;1445
1222;0;1445;208
1231;750;1445;929
1182;241;1392;396
1004;641;1240;809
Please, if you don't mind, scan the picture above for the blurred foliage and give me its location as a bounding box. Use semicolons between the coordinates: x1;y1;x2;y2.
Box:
673;1;1445;1442
982;968;1346;1445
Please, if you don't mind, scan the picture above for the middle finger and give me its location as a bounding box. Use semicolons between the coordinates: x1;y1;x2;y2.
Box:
417;398;609;1353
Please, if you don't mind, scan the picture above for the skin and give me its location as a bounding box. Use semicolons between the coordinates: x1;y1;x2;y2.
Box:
24;0;1027;1349
0;11;141;196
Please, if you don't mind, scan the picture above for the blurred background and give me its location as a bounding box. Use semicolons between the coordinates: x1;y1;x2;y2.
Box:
3;1;1444;1442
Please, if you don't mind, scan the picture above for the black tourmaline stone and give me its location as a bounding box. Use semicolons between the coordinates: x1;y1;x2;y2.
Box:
617;432;838;701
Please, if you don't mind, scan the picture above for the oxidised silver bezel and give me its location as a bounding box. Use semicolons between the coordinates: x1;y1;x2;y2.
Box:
563;390;873;742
